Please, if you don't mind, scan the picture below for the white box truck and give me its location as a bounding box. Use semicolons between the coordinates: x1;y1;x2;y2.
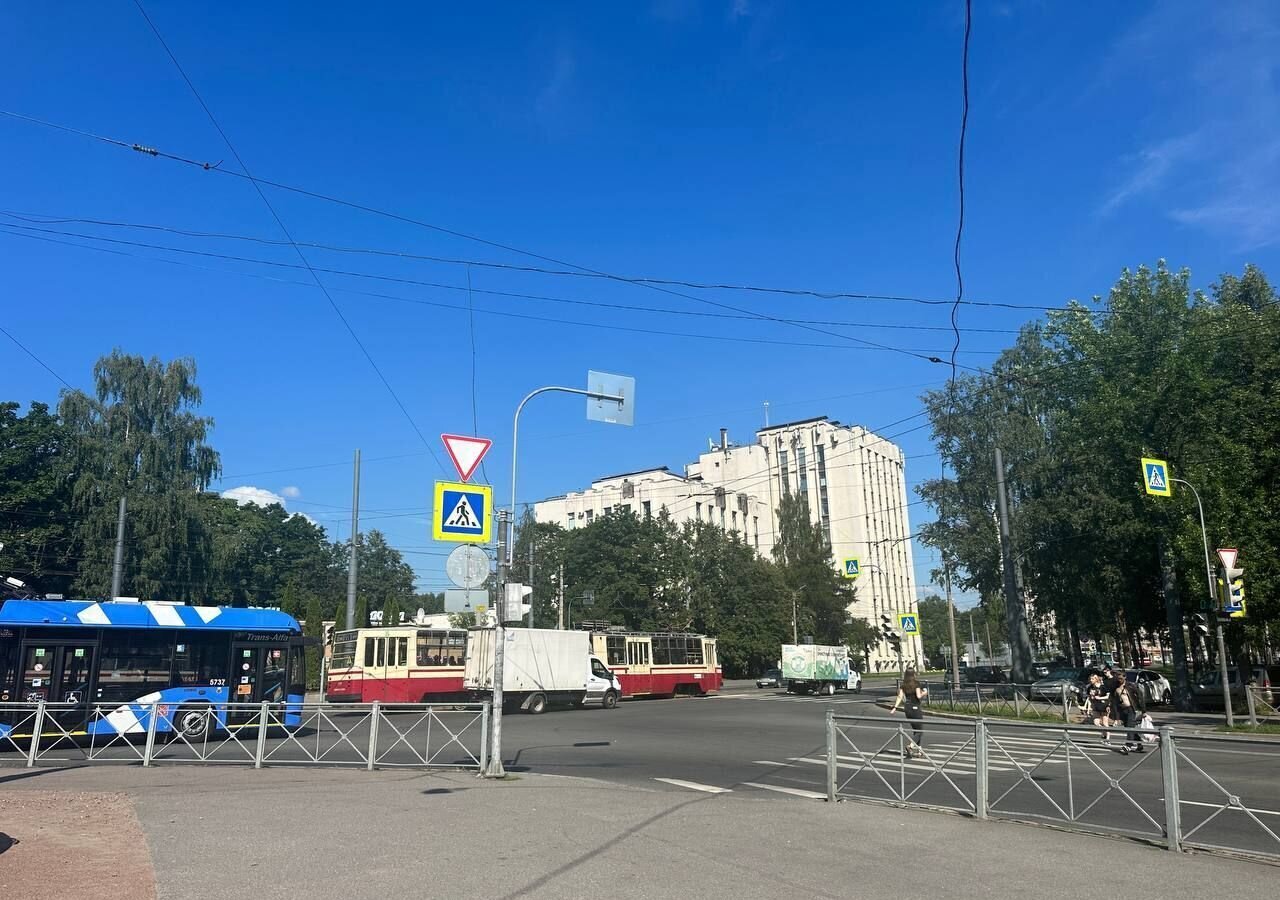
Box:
781;644;860;695
464;627;622;713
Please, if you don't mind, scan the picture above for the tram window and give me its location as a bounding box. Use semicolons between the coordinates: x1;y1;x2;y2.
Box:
417;631;465;666
685;638;703;666
375;639;385;667
605;636;626;666
364;638;375;668
395;637;408;667
332;632;357;669
98;632;174;702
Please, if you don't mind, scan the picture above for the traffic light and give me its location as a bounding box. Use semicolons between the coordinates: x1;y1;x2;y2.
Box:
879;613;901;649
323;622;335;647
1191;613;1209;638
1222;563;1246;618
504;583;533;623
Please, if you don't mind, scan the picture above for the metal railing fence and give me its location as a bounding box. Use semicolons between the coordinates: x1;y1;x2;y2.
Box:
921;681;1080;721
826;710;1280;864
0;700;488;772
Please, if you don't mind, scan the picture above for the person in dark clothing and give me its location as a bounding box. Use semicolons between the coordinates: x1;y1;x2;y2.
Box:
1102;665;1121;724
890;669;929;758
1113;670;1145;754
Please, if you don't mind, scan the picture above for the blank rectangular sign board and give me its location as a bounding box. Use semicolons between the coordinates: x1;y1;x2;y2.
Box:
444;588;489;613
586;370;635;426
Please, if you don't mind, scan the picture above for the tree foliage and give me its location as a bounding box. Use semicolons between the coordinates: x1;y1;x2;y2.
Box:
918;262;1280;668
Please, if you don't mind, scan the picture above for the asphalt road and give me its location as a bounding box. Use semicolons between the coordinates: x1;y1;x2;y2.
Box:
5;678;1279;860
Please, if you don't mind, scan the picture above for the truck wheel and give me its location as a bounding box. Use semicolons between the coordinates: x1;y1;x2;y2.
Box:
526;693;548;715
601;690;619;709
824;682;836;697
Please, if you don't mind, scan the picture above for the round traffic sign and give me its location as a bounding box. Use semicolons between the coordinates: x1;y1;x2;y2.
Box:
446;545;490;588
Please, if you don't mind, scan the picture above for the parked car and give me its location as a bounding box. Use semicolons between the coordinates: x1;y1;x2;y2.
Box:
1030;668;1087;704
1030;661;1052;680
1191;667;1276;708
962;665;1008;685
1124;669;1172;706
756;668;783;689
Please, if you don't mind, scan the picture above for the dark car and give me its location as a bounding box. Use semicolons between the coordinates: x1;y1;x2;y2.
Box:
756;668;783;689
962;666;1008;685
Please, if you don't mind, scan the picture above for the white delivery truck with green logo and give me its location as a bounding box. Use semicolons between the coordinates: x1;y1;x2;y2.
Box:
780;644;861;696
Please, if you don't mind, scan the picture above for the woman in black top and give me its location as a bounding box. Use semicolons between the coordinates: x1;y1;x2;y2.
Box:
890;670;928;758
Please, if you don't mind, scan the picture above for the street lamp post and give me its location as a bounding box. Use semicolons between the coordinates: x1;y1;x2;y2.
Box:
1172;477;1233;727
483;376;631;779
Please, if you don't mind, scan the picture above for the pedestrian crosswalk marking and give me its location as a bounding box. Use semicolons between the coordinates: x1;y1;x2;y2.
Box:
654;777;733;794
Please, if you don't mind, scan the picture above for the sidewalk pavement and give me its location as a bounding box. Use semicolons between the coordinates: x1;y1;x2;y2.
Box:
2;765;1275;900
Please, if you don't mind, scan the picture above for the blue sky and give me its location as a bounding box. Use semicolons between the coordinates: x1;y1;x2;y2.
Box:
3;2;1278;604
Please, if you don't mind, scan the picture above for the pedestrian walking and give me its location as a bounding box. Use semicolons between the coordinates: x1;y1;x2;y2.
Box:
1082;672;1112;742
889;669;928;758
1113;670;1146;754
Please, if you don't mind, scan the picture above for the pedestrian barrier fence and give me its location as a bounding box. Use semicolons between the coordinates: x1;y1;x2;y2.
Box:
0;700;489;772
825;711;1280;864
923;682;1085;722
1245;687;1280;727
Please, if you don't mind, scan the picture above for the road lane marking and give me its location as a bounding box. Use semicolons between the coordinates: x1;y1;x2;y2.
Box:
653;778;732;794
743;782;827;799
753;760;799;767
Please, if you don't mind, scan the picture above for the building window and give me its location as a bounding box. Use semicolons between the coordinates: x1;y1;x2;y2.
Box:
603;506;612;515
816;444;832;545
585;509;594;523
695;501;702;520
779;449;790;494
753;517;759;549
643;500;651;518
567;514;575;528
731;510;737;531
797;446;809;500
622;480;635;499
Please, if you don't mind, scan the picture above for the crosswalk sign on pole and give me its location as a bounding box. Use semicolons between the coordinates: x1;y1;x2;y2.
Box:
897;613;919;635
842;558;861;580
433;481;492;543
1141;457;1172;497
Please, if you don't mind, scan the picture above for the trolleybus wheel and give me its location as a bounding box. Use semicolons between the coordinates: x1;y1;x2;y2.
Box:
175;704;211;741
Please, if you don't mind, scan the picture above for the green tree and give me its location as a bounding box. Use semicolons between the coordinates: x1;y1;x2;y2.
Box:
0;401;74;594
354;530;415;615
382;595;404;628
304;594;324;691
772;491;851;644
58;351;220;600
843;618;881;671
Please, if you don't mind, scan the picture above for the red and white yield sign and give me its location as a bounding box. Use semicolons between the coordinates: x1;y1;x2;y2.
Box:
441;434;492;482
1217;548;1239;570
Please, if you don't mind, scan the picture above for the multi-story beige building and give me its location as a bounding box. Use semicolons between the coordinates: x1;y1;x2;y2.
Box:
534;416;920;669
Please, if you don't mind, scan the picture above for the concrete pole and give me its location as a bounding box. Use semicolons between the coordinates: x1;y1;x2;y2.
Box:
110;494;127;599
345;449;360;631
945;563;961;688
485;509;509;778
527;529;535;629
557;563;565;631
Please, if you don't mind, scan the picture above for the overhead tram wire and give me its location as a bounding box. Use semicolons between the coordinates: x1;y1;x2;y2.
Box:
128;1;446;474
0;324;74;389
0;208;1102;316
0;216;1028;338
0;109;985;372
0;224;1003;359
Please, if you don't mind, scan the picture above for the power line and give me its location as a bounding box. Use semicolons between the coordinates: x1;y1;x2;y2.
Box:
0;225;1003;359
0;109;990;368
0;208;1102;316
129;1;446;473
0;324;74;389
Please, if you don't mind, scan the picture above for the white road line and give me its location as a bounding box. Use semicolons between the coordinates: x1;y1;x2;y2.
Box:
743;782;827;800
653;778;732;794
753;760;799;767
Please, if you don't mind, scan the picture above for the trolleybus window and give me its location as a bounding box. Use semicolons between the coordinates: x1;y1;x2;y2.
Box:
97;632;175;702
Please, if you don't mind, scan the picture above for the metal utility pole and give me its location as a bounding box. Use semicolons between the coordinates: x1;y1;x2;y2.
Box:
345;449;361;631
484;509;510;779
945;563;961;688
993;448;1033;682
556;563;565;631
1171;477;1232;727
1158;537;1193;710
110;495;127;598
791;591;799;644
527;529;535;628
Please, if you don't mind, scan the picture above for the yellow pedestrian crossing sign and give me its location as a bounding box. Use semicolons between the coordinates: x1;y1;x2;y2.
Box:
1141;457;1172;497
842;558;861;579
433;481;492;543
897;613;919;635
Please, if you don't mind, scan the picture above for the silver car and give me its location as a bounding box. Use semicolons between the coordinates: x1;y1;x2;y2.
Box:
1124;669;1172;706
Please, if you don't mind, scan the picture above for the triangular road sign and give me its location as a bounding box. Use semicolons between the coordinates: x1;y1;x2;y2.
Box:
441;433;492;482
1217;548;1238;570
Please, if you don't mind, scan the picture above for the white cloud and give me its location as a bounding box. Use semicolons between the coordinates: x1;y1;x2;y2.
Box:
1099;132;1203;216
222;486;288;508
280;485;302;499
